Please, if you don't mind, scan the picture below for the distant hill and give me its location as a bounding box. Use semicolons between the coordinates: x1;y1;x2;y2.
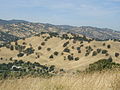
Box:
0;19;120;43
0;19;10;25
0;19;28;25
58;26;120;40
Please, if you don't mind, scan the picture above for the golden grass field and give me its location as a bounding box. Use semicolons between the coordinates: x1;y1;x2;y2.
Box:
0;69;120;90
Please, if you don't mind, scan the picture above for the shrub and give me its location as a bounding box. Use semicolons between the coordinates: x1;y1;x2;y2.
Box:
107;45;111;49
108;56;112;62
15;45;25;52
63;41;69;47
75;57;79;61
47;48;51;51
10;45;14;50
115;53;119;57
93;45;96;47
103;43;106;46
54;51;59;56
83;35;87;40
88;39;91;43
9;57;13;61
37;55;40;58
22;42;26;45
61;52;64;55
60;69;65;72
73;40;76;44
41;42;45;46
71;53;74;55
92;51;97;56
49;55;54;58
22;38;25;40
38;46;42;50
80;41;83;44
102;50;108;54
77;47;80;50
29;44;32;47
71;46;74;49
63;48;70;53
80;45;84;47
105;53;109;56
17;53;24;57
0;58;3;60
97;49;101;53
49;65;55;72
64;56;66;60
24;47;35;55
78;50;81;53
67;55;74;60
15;42;18;45
85;52;89;56
62;34;69;39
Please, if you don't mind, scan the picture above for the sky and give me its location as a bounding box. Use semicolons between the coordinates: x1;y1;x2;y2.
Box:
0;0;120;31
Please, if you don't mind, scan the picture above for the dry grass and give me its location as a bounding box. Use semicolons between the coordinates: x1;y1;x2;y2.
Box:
0;70;120;90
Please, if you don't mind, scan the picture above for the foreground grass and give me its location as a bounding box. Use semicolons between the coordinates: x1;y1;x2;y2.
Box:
0;69;120;90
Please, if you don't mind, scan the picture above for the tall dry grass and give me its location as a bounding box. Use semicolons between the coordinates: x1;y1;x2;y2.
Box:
0;70;120;90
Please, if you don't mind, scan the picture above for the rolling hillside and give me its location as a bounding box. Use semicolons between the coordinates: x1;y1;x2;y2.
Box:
0;32;120;72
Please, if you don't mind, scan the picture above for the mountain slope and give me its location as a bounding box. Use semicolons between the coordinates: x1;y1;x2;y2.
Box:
0;31;20;43
0;19;120;43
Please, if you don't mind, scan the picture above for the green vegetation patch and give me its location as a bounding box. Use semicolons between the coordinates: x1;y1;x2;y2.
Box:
86;57;120;72
0;60;55;79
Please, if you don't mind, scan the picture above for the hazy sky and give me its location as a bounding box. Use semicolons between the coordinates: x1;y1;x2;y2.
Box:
0;0;120;30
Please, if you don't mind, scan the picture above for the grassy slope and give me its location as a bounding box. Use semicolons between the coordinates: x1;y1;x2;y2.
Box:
0;69;120;90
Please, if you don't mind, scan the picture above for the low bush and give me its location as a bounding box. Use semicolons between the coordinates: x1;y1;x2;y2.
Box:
38;46;42;50
107;45;111;49
63;41;69;47
115;53;119;57
63;48;70;53
47;48;51;51
49;55;54;59
102;50;108;54
17;53;24;57
54;51;59;56
75;57;79;61
92;51;97;56
41;42;45;46
67;55;74;61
